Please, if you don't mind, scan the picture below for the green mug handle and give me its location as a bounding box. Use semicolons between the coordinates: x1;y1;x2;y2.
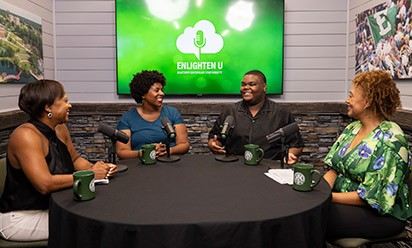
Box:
138;149;145;163
310;170;322;188
73;179;82;199
257;148;265;162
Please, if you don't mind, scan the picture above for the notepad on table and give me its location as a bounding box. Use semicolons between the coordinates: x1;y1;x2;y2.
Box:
264;169;293;185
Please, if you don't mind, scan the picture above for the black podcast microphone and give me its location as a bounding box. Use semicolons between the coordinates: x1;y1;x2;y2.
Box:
266;122;299;144
220;115;234;140
158;117;180;163
215;115;238;162
161;117;176;139
97;125;129;144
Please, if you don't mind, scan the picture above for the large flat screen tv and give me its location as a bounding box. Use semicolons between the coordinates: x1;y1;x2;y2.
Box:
115;0;284;95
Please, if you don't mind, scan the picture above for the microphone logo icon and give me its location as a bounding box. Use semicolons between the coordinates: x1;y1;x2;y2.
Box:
194;30;206;59
176;20;224;60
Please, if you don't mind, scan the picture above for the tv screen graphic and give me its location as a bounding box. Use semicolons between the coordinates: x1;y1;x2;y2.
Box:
115;0;284;95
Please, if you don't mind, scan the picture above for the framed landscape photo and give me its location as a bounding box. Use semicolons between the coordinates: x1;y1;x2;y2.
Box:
0;0;43;84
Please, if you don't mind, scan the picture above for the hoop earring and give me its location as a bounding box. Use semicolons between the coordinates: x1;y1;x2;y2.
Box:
47;112;53;118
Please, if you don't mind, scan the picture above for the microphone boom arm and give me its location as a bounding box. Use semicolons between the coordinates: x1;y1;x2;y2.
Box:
266;123;299;169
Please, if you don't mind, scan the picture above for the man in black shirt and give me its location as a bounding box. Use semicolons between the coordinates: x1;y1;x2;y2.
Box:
208;70;303;164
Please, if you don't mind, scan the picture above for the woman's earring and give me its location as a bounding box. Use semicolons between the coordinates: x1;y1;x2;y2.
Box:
47;112;53;118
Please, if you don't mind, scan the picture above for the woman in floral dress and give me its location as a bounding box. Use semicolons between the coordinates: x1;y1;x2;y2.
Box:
324;70;412;239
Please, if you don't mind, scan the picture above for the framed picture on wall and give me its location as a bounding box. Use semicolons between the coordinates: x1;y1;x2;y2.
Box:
355;0;412;79
0;0;43;84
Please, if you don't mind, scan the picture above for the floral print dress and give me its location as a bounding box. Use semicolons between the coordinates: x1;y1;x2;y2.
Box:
324;120;412;220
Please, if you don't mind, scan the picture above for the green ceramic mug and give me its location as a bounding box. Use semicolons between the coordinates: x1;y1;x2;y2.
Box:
243;144;265;165
293;164;322;192
73;170;95;201
138;144;157;165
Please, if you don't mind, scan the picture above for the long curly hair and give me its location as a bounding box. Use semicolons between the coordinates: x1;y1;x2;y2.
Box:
129;70;166;103
352;70;401;119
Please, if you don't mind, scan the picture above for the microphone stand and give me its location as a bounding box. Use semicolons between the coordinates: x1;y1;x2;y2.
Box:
157;137;180;162
108;139;128;172
109;140;116;165
280;135;289;169
215;138;239;162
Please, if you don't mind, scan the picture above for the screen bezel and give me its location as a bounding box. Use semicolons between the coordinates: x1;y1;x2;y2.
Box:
115;0;284;96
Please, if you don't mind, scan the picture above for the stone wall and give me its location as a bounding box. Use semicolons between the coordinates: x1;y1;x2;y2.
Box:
2;102;411;171
65;110;351;169
65;103;352;169
0;110;28;160
0;103;350;170
66;113;220;162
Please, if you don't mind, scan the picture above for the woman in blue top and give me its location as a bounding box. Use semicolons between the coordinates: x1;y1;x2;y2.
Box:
116;70;190;159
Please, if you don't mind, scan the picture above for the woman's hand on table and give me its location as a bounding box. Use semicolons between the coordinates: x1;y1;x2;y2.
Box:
91;161;116;179
154;142;167;157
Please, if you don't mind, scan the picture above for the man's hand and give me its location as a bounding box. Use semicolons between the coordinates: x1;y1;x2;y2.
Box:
208;135;226;154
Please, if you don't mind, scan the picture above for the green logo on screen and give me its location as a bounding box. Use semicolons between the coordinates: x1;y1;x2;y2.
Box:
176;20;224;60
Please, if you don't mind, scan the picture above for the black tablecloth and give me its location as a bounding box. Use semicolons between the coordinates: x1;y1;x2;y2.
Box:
49;155;331;248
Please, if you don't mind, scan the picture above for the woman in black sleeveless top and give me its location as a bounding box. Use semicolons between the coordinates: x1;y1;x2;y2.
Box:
0;80;116;241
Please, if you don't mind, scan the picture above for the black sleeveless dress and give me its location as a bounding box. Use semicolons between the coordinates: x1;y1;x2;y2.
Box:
0;119;74;212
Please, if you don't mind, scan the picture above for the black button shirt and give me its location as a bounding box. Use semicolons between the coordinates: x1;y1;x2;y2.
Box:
209;98;304;160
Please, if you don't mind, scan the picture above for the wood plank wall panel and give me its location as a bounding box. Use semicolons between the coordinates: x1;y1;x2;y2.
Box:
283;0;348;102
53;0;348;103
0;0;54;112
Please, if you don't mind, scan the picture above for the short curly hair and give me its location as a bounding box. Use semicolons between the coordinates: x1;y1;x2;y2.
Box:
18;79;65;118
352;70;401;119
244;70;266;83
129;70;166;103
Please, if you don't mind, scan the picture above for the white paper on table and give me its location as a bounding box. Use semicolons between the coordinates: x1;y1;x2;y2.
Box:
264;169;293;185
94;178;110;185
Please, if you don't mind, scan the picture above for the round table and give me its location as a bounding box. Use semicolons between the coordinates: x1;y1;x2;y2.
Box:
49;155;331;248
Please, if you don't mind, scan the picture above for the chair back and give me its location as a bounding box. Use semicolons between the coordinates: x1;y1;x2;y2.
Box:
407;168;412;197
0;157;6;196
